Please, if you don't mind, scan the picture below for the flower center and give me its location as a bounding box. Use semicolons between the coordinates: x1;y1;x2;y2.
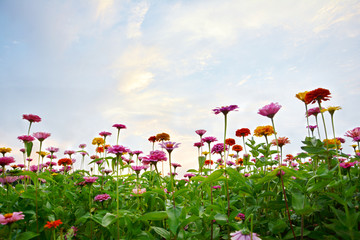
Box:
4;213;13;218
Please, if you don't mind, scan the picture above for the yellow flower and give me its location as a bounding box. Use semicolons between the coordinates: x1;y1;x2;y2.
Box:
92;137;105;146
202;151;209;156
323;138;341;149
254;125;274;137
0;147;12;154
323;106;341;115
51;173;59;176
228;153;234;157
295;91;308;103
36;151;49;157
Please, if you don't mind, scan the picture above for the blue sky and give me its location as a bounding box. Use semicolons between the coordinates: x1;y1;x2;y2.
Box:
1;0;359;176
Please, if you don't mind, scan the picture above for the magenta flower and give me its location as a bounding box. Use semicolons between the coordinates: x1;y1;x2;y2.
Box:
340;162;355;169
306;125;317;130
212;185;221;189
46;147;59;153
258;102;282;119
33;132;51;141
306;107;321;117
195;129;207;136
171;163;181;168
213;105;239;115
202;136;218;144
184;173;196;178
64;150;76;156
17;164;25;168
194;142;204;148
0;212;25;225
30;165;39;172
94;193;111;202
83;176;98;183
20;148;25;154
102;169;112;175
0;176;19;184
141;150;167;165
0;157;15;166
107;145;130;155
17;135;35;142
22;114;41;123
159;141;181;153
131;188;146;195
131;165;145;172
79;144;87;149
80;152;88;156
99;131;112;137
112;124;126;129
344;127;360;142
211;143;228;154
230;230;262;240
133;150;143;156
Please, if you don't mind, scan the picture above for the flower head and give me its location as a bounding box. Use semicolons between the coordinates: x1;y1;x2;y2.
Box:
0;157;15;166
212;185;221;189
79;144;87;149
94;193;111;202
0;212;25;225
0;147;12;155
171;163;181;168
33;132;51;141
225;138;236;146
307;107;321;117
131;165;146;172
230;230;261;240
254;126;274;137
46;147;59;153
107;145;130;155
195;129;207;136
307;125;317;130
141;150;167;165
155;133;170;142
44;219;63;229
258;102;282;119
295;91;308;103
194;142;204;148
211;143;228;154
344;127;360;142
213;105;239;115
235;213;245;221
148;136;156;142
321;106;341;115
271;137;290;147
232;145;243;152
64;150;76;156
204;159;214;165
340;162;355;169
184;173;195;178
58;158;72;166
202;136;218;144
159;141;180;153
99;131;112;137
112;124;126;129
92;137;105;146
22;114;41;123
131;188;146;195
235;128;251;137
304;88;331;104
323;138;341;149
83;176;98;183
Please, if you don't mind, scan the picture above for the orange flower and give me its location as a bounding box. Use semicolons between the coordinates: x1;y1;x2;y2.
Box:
323;138;341;149
232;145;243;152
254;126;274;137
92;137;104;146
225;138;236;146
96;144;111;153
271;137;290;147
58;158;72;166
304;88;331;105
44;219;62;229
236;158;244;166
204;160;214;165
155;133;170;142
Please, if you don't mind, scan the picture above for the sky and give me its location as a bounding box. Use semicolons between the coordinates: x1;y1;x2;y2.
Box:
1;0;360;177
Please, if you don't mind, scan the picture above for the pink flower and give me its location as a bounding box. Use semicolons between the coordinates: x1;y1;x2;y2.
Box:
22;114;41;123
131;165;145;172
258;102;282;119
141;150;167;165
184;173;195;178
159;141;181;153
112;124;126;129
194;142;204;148
107;145;130;155
17;135;35;142
213;105;239;115
344;127;360;142
99;131;112;137
195;129;207;136
0;212;25;225
131;188;146;195
306;107;321;117
230;230;261;240
79;144;87;149
33;132;51;141
202;136;218;144
20;148;25;153
46;147;59;153
0;176;19;184
83;176;98;183
0;157;15;166
211;143;228;154
171;163;181;168
340;162;355;169
133;150;143;156
94;194;111;202
64;150;76;156
212;185;221;189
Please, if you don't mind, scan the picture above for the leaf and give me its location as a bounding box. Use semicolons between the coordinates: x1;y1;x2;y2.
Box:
102;213;118;227
142;211;168;221
16;232;39;240
214;213;227;225
198;156;206;169
226;168;246;185
174;188;189;199
167;207;182;235
301;146;326;154
25;142;33;157
198;169;224;188
152;226;170;240
326;192;346;206
268;219;287;234
307;180;330;193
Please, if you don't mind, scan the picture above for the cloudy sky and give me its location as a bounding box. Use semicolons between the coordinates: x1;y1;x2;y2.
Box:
1;0;359;176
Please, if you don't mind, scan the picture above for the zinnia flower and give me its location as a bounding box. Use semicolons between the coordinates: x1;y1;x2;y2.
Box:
148;136;156;142
195;129;207;136
107;145;130;155
131;188;146;195
344;127;360;142
230;230;262;240
211;143;228;154
307;125;317;130
194;142;204;148
0;212;25;225
17;135;36;143
112;124;126;129
254;126;274;137
340;162;355;169
225;138;236;146
0;147;12;155
271;137;290;147
184;173;195;178
92;137;105;146
0;157;15;167
212;185;221;189
159;141;180;153
79;144;87;149
232;145;243;152
83;176;98;183
321;106;341;115
22;114;41;123
235;128;251;137
212;105;239;115
33;132;51;141
204;160;214;165
295;91;308;103
46;147;59;153
58;158;72;166
44;219;63;229
131;165;146;172
258;102;282;119
235;213;245;221
304;88;331;105
323;138;341;149
202;136;218;144
306;107;321;117
94;193;111;202
155;133;170;142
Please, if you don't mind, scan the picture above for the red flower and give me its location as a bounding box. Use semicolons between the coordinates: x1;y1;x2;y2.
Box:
204;160;214;165
58;158;72;166
232;145;243;152
148;136;156;142
304;88;331;104
44;219;62;229
225;138;236;146
235;128;251;137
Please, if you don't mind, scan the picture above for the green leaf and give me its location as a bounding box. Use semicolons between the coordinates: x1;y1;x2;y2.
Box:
268;219;287;234
102;213;118;227
301;146;326;154
226;168;246;185
198;156;206;169
25;141;33;158
214;213;227;225
152;226;170;240
142;211;168;221
16;232;39;240
326;192;346;206
292;192;313;215
167;207;182;235
307;180;330;193
198;169;224;188
174;189;189;199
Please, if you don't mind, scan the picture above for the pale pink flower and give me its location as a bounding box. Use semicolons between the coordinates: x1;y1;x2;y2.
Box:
94;194;111;202
33;132;51;141
258;102;282;119
0;212;25;225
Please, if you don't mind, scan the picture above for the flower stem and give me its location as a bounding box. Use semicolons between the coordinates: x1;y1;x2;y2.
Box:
317;101;328;140
315;116;321;139
242;136;247;154
280;172;296;240
304;103;311;137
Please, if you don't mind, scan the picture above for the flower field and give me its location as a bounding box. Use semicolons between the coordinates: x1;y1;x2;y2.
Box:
0;88;359;240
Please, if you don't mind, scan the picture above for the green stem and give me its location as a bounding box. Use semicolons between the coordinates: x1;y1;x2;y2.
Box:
305;103;311;137
37;141;43;173
315;116;321;139
116;155;120;240
242;136;247;154
27;122;32;135
317;101;328;140
270;118;280;165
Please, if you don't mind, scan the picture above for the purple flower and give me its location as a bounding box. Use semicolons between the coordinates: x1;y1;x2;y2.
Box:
94;193;111;202
195;129;207;136
202;136;218;144
226;161;235;166
107;145;130;155
46;147;59;153
213;105;239;115
83;176;98;183
211;143;228;154
230;230;261;240
159;141;181;153
33;132;51;141
112;124;126;129
17;135;35;142
99;131;112;137
0;157;15;166
258;102;282;118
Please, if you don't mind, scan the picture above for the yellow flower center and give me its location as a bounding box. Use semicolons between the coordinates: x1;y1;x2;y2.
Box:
4;213;13;218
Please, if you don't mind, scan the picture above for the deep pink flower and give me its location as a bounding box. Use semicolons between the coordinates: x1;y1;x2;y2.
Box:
211;143;228;154
184;173;195;178
340;162;355;169
131;165;145;172
306;125;318;130
258;102;282;118
107;145;130;155
94;194;111;202
194;142;204;148
0;157;15;166
344;127;360;142
0;176;19;184
213;105;239;115
46;147;59;153
22;114;41;123
79;144;87;149
20;148;25;153
202;136;218;144
80;152;88;156
0;212;25;225
306;107;321;117
171;163;181;168
83;176;98;183
99;131;112;137
112;124;126;129
17;135;35;142
133;150;143;155
141;150;167;165
64;150;76;156
212;185;221;189
195;129;207;136
33;132;51;141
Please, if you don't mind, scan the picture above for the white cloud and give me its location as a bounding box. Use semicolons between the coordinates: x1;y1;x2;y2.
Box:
126;1;150;38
